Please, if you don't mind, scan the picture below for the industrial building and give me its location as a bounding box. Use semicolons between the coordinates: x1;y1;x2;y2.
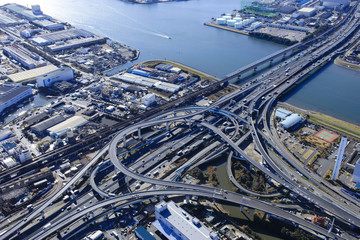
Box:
31;19;65;31
47;116;88;137
31;115;66;135
3;45;46;69
7;65;58;83
0;129;13;141
31;28;95;46
322;0;350;9
0;9;24;26
3;4;49;21
298;7;317;17
142;93;156;107
0;85;32;114
280;113;304;129
36;67;74;88
24;112;49;126
135;226;156;240
47;36;106;52
275;108;292;120
153;201;218;240
115;73;181;93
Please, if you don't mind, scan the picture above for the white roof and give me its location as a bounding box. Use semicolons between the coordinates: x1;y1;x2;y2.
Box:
155;201;215;240
2;157;17;168
299;7;316;12
7;65;58;83
47;116;88;136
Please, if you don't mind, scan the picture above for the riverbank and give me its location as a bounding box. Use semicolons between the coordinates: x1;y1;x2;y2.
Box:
278;102;360;140
334;56;360;72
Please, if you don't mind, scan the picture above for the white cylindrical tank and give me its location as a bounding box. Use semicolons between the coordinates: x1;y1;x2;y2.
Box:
234;17;242;22
235;22;243;29
227;20;236;27
216;18;227;25
223;15;232;20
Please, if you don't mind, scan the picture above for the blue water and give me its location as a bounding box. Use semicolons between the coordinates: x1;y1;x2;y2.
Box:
282;63;360;125
9;0;360;125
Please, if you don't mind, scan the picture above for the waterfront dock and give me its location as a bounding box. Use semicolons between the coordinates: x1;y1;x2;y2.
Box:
204;21;249;36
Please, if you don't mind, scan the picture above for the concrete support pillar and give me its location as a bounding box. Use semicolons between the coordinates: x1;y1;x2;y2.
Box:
266;213;270;220
254;109;259;117
159;195;164;202
71;190;75;199
41;210;45;220
166;122;169;131
237;75;241;80
188;118;192;128
212;198;215;204
123;135;126;147
261;156;265;165
186;195;190;204
240;205;243;212
89;211;94;218
114;167;117;175
138;128;141;139
152;184;156;190
125;176;129;187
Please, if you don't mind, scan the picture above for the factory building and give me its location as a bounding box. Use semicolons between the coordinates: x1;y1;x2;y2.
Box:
14;145;31;163
142;93;156;107
3;45;46;69
298;7;317;17
153;201;218;240
47;36;106;52
322;0;350;9
47;116;88;137
7;65;58;84
0;9;25;26
3;4;49;21
31;115;66;135
24;112;49;126
0;129;13;141
36;67;74;88
31;28;94;46
31;19;65;31
115;73;181;93
135;226;156;240
0;85;32;114
275;108;292;120
280;113;304;129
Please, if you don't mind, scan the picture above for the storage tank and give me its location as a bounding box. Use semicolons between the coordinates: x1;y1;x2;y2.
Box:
227;20;236;27
223;15;232;20
216;18;227;25
235;22;244;29
234;17;242;22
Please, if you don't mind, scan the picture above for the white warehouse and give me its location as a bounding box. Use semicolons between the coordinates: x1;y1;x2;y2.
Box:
47;116;88;137
36;67;74;88
280;113;304;129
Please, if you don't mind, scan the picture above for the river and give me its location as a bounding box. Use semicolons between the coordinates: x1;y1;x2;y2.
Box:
8;0;360;126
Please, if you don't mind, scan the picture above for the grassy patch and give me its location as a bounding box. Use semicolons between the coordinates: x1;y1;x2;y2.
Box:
308;115;360;140
142;60;218;82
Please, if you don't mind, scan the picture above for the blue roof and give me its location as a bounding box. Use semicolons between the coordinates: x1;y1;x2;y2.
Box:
135;226;156;240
